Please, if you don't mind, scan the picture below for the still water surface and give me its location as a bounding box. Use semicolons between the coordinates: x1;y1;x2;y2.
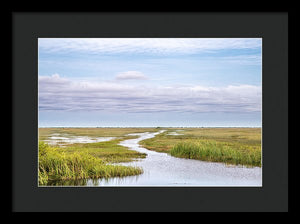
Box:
85;130;262;187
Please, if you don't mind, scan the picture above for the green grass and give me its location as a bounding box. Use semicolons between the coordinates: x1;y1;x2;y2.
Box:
140;128;262;167
60;137;146;163
170;140;261;167
38;127;262;185
38;128;157;185
38;141;143;185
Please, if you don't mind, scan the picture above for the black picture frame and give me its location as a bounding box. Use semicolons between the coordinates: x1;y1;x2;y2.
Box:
12;12;288;212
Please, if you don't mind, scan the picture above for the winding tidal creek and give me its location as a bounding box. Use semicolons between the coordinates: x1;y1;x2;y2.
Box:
87;130;262;186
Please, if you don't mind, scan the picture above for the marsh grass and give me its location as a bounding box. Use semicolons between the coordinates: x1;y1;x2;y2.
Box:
38;141;143;185
38;128;153;185
60;137;146;163
140;128;262;167
170;140;261;167
38;127;262;185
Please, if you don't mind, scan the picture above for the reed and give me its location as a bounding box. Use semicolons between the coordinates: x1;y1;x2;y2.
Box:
170;140;261;167
38;141;143;185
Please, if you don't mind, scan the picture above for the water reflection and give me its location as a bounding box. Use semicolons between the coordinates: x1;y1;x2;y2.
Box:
44;178;89;186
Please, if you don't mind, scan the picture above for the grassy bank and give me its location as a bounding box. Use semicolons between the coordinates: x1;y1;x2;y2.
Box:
38;127;262;185
170;140;261;167
59;137;146;163
38;128;154;185
140;128;261;167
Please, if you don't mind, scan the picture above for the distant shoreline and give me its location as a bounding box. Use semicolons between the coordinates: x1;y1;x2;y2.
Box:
38;126;262;128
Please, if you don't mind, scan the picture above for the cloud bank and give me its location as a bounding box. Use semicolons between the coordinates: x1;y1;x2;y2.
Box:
115;71;148;80
39;74;262;113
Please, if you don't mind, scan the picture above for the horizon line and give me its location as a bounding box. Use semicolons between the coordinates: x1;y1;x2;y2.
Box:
38;126;262;128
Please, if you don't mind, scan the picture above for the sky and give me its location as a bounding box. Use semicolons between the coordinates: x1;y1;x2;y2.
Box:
38;38;262;127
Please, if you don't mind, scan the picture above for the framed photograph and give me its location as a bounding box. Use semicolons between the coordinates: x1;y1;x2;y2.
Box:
12;12;288;212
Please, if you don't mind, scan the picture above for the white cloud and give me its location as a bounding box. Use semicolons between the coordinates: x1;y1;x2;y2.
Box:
38;74;262;113
115;71;148;80
38;38;262;55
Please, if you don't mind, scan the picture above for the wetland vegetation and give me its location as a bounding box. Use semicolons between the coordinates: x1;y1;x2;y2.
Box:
38;127;262;185
140;128;261;167
38;141;143;185
38;128;159;185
